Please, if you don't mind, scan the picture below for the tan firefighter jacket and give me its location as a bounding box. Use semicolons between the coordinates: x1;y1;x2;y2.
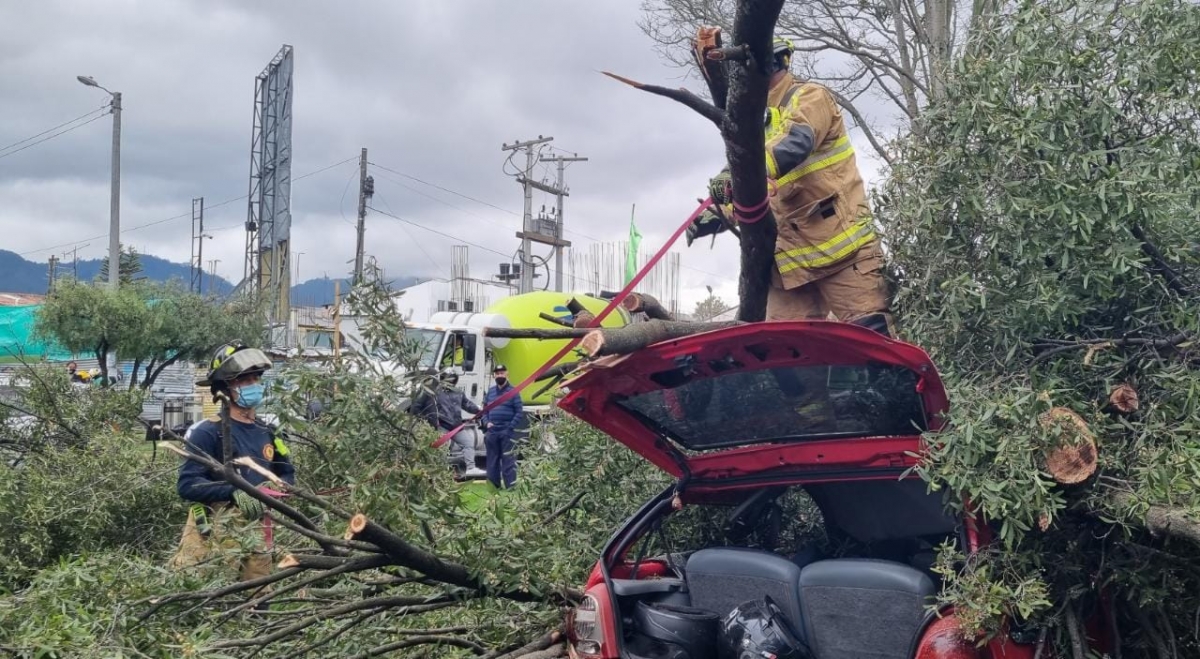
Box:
764;73;878;289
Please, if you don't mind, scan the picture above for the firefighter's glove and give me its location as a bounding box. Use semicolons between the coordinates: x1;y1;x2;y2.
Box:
708;169;733;206
686;208;728;247
233;488;267;521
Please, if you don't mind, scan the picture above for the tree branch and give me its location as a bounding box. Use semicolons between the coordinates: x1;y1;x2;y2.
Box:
349;634;488;659
601;71;725;127
1130;222;1193;295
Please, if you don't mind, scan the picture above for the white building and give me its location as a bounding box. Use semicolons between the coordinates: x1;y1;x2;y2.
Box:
394;278;516;324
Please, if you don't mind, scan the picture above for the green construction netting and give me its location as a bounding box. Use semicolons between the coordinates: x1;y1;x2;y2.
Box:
0;305;73;361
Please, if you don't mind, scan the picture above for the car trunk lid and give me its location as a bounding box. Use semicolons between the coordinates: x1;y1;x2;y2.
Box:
557;321;948;480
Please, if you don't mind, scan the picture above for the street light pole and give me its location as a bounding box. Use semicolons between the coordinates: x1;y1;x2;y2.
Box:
77;76;121;291
108;92;121;291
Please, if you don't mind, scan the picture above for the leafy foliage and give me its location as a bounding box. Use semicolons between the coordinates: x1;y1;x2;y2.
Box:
877;0;1200;651
692;293;730;321
97;244;145;285
35;279;265;389
1;265;667;657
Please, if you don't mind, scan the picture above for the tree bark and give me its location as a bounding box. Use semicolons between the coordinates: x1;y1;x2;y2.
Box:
538;312;574;328
488;321;743;357
1112;492;1200;547
566;298;596;328
486;328;590;341
622;292;674;321
143;352;182;390
580;320;743;357
724;0;785;321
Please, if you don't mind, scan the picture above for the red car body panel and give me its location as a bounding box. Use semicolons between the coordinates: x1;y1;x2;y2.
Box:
557;321;1077;659
559;321;948;479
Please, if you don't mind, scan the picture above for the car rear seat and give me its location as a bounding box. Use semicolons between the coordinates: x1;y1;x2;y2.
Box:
683;547;807;639
797;558;936;659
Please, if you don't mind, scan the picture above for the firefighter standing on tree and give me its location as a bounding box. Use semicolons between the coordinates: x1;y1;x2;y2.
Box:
172;342;295;583
688;36;893;337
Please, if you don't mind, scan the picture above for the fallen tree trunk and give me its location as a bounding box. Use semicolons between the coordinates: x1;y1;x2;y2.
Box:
579;320;743;357
622;292;674;321
1111;492;1200;546
487;320;744;357
486;327;590;341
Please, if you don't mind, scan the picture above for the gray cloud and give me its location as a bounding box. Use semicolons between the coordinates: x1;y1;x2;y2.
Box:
1;0;885;312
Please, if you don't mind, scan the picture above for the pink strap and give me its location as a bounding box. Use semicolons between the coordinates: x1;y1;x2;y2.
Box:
435;198;717;448
734;197;770;224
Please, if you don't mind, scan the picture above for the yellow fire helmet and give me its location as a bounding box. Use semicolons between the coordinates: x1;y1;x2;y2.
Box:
197;342;272;386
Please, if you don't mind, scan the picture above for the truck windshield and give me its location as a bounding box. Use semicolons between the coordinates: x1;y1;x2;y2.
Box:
405;328;448;370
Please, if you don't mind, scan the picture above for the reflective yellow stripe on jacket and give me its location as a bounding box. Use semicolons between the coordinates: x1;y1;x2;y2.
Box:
775;220;876;273
776;135;854;188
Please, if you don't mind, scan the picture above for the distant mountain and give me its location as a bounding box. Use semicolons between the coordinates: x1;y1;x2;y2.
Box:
0;249;420;306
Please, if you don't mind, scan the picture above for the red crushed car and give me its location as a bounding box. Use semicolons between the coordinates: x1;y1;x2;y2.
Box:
557;321;1046;659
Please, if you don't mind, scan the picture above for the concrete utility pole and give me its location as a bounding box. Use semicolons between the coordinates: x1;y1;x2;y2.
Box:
47;256;59;294
191;197;207;294
354;148;374;284
502;136;567;293
540;153;588;292
208;259;221;295
76;76;121;291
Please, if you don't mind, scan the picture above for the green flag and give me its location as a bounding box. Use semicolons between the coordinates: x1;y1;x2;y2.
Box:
625;205;641;284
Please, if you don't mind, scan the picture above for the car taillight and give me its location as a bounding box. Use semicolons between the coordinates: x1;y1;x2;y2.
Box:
572;594;602;656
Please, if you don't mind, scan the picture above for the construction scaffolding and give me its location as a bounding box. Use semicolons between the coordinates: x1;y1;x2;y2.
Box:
565;243;682;317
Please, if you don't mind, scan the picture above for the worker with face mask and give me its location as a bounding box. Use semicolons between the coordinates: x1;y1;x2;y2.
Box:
481;364;523;489
172;342;295;583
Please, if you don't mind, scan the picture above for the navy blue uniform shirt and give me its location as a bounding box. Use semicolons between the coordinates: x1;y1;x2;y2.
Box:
482;384;524;430
177;418;296;504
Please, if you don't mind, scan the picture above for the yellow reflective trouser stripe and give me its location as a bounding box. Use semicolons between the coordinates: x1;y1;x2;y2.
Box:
776;221;876;273
775;135;854;188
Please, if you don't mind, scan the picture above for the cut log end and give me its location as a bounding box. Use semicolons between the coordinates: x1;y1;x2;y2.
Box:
572;311;595;329
277;554;300;570
1106;384;1139;415
1039;407;1098;485
579;331;605;357
345;513;368;540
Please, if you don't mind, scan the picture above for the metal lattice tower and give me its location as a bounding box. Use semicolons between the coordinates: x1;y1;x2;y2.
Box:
190;197;204;293
242;44;294;324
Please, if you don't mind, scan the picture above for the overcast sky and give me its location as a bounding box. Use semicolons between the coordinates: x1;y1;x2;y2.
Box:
0;0;884;311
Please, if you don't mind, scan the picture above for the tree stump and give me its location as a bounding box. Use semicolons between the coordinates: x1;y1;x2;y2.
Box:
1105;383;1139;415
1038;407;1098;485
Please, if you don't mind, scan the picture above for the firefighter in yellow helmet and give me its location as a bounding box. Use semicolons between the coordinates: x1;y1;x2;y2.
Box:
172;342;294;588
688;37;893;336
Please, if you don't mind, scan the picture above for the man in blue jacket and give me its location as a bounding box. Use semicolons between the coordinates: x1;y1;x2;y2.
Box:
174;342;295;583
482;364;523;489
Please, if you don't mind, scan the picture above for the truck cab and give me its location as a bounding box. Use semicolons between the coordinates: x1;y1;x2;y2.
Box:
406;311;511;409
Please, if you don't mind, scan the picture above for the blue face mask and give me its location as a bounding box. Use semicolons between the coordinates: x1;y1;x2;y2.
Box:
234;383;265;409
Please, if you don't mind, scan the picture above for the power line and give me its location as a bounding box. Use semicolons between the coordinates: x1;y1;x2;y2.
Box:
367;204;612;293
367;205;510;259
0;104;110;154
19;155;359;256
368;161;519;216
0;112;110;162
367;159;732;283
374;190;447;278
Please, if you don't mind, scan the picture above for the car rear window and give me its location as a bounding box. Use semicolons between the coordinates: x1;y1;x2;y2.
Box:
615;363;927;450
